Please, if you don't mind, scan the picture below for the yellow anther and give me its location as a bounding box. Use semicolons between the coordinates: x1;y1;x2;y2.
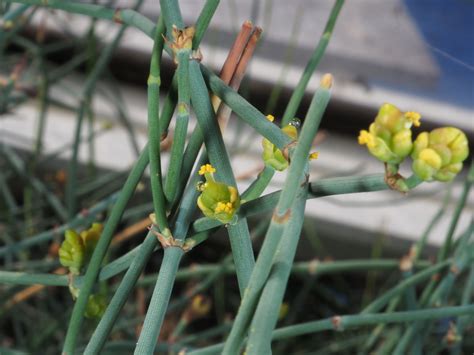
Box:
358;130;376;148
215;201;234;214
309;152;319;160
405;111;421;127
198;164;216;175
266;114;275;122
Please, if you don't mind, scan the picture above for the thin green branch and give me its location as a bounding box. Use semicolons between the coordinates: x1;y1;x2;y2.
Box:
62;144;149;354
189;305;474;354
281;0;344;126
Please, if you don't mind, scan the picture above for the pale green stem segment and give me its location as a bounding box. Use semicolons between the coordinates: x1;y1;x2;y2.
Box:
188;305;474;354
0;144;67;222
246;181;308;354
241;165;275;201
0;259;432;288
223;77;332;354
438;161;474;261
84;2;219;351
393;225;473;354
66;23;129;219
188;59;255;294
62;144;149;354
134;247;184;354
165;49;191;204
281;0;344;126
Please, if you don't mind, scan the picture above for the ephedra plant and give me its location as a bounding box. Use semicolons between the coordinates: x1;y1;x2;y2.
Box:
0;0;472;354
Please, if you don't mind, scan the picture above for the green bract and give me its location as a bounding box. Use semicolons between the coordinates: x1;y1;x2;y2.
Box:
262;124;298;171
59;229;84;275
85;294;107;319
411;127;469;182
58;223;103;274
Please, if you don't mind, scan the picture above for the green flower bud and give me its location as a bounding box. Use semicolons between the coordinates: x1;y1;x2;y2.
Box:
196;164;240;224
262;115;298;171
84;294;107;319
411;127;469;182
59;229;84;275
80;223;102;265
358;103;421;164
58;223;103;275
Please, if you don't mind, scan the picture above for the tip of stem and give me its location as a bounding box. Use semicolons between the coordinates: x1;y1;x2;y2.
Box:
320;74;333;89
243;20;253;28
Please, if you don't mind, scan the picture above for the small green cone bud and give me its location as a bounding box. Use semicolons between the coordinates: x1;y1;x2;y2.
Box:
59;229;84;275
412;127;469;182
196;165;240;224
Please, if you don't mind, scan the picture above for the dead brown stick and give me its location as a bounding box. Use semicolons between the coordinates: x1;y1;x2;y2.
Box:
216;26;262;130
211;20;253;112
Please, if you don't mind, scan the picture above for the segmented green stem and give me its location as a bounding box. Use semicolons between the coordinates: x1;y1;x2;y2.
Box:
165;49;191;204
189;305;474;354
62;145;149;354
189;59;255;293
246;181;308;354
281;0;344;126
223;77;332;354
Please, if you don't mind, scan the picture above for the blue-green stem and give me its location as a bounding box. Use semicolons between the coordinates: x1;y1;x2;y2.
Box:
241;165;275;201
189;305;474;355
86;2;218;350
0;192;119;259
200;64;292;150
62;145;149;354
223;76;332;354
188;59;255;293
281;0;344;125
66;24;129;218
0;144;67;222
147;15;170;236
438;161;473;261
165;49;191;204
246;180;308;354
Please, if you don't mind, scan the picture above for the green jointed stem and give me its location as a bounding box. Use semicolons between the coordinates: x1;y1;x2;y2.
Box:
188;59;255;293
0;192;119;258
62;145;149;354
193;0;220;47
223;78;332;354
66;22;132;218
362;191;451;352
393;229;473;354
437;161;473;261
246;182;308;354
281;0;344;126
361;259;451;314
200;64;292;150
241;166;275;201
192;173;388;233
86;3;218;350
189;305;474;354
0;259;431;288
147;15;170;234
160;0;185;35
4;0;156;38
134;247;184;354
0;144;67;222
452;264;474;355
165;49;191;204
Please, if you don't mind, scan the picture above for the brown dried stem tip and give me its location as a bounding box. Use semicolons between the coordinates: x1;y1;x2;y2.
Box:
166;25;196;64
